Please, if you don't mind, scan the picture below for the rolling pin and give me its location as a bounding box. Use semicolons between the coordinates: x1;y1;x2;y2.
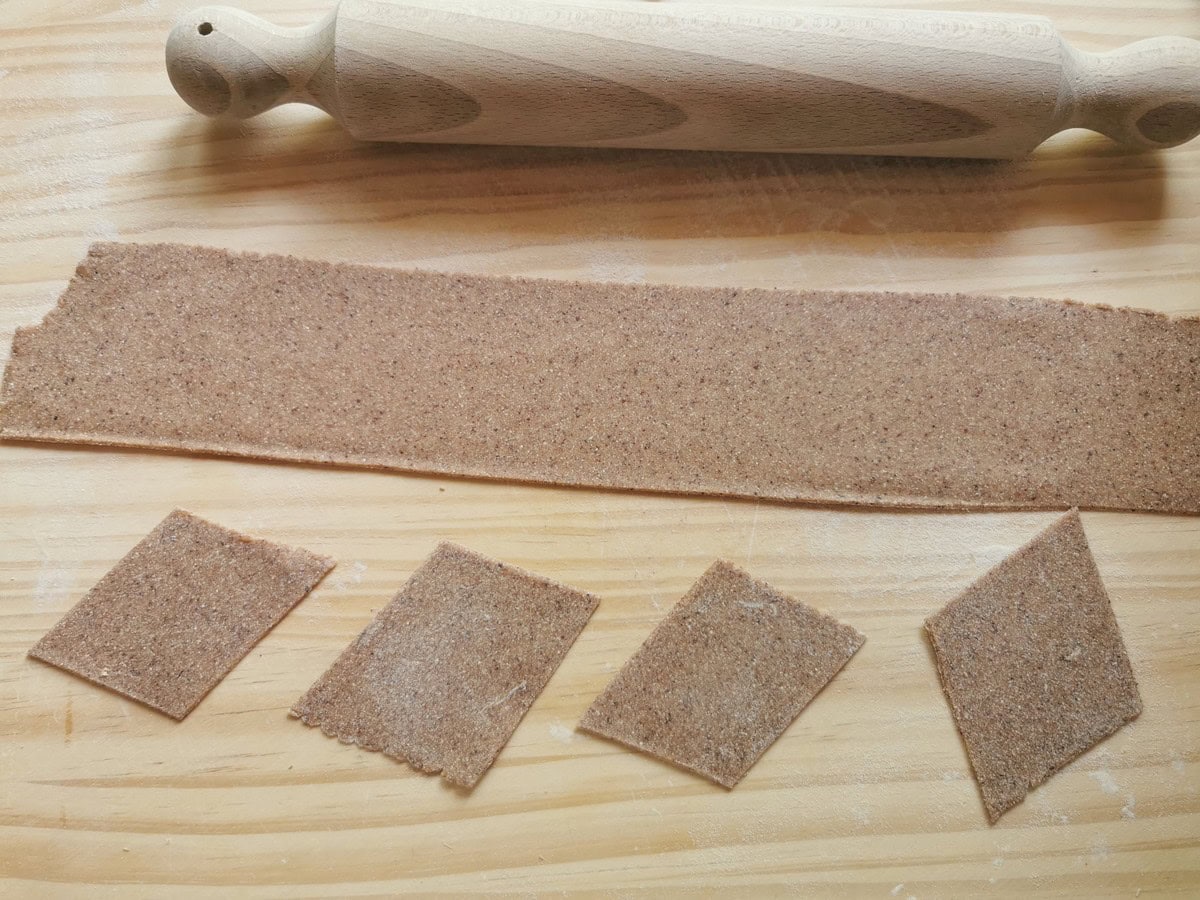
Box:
166;0;1200;158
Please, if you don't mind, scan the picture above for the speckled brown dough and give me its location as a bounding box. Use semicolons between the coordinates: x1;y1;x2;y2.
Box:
925;510;1142;824
28;509;334;720
2;242;1198;513
580;561;864;787
290;542;599;788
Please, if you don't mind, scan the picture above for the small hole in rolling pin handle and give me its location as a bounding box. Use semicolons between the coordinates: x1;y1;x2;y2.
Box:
198;22;213;35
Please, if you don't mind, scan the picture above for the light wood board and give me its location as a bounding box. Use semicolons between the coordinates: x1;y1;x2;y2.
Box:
1;0;1198;896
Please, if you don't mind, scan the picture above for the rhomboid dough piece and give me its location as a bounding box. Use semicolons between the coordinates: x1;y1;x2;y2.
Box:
580;560;864;787
925;509;1142;823
291;542;599;788
29;509;334;719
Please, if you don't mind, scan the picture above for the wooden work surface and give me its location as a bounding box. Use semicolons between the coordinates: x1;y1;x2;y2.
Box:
1;0;1198;895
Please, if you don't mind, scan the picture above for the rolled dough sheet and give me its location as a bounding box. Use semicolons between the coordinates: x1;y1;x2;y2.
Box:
290;542;598;788
2;242;1197;513
28;509;334;719
579;561;864;787
925;509;1142;823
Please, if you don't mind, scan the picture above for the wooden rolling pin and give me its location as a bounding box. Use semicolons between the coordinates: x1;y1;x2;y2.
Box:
166;0;1200;158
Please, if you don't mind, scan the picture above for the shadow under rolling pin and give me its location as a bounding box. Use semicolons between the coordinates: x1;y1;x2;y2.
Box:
166;0;1200;159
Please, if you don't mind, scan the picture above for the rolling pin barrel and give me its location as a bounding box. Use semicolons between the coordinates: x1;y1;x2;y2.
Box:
166;0;1200;158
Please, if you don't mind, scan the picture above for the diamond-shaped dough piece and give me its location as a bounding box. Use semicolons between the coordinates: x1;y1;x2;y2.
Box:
580;561;864;787
926;509;1142;823
29;509;334;719
291;543;599;788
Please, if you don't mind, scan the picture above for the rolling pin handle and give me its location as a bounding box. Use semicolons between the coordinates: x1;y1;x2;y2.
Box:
165;5;336;119
1067;37;1200;150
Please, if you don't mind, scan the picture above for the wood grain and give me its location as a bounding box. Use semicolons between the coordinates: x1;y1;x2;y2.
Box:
1;0;1198;896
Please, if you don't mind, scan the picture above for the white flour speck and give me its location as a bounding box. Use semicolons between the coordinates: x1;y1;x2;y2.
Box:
586;246;647;284
87;218;120;242
548;722;574;744
482;680;526;711
330;560;368;591
34;539;73;611
1089;770;1120;794
890;885;904;897
35;566;73;611
1121;795;1136;819
971;544;1015;570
